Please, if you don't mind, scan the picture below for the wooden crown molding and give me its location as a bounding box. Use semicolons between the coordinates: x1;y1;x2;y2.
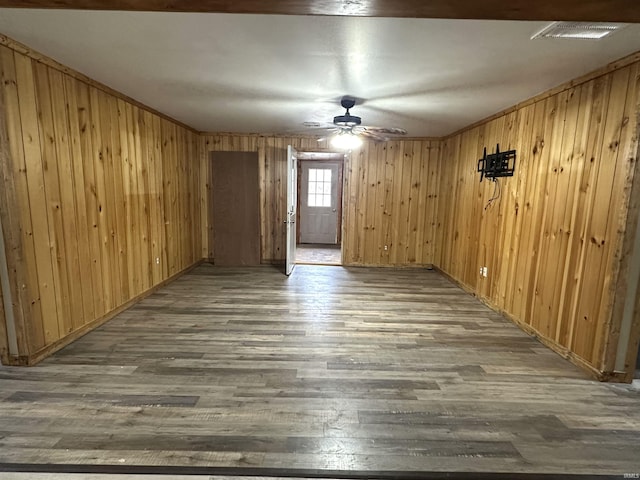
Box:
0;0;639;22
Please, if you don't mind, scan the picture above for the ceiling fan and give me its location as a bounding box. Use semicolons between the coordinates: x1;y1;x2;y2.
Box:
308;96;407;147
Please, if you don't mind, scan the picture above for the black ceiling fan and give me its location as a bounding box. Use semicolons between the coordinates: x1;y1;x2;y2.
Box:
309;96;407;142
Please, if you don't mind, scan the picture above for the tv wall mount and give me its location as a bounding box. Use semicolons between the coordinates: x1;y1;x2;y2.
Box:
477;144;516;182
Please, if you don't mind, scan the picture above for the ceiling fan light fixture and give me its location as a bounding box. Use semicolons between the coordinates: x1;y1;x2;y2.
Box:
331;132;362;150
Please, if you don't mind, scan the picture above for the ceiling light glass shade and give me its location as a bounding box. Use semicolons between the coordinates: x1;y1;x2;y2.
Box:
331;132;362;150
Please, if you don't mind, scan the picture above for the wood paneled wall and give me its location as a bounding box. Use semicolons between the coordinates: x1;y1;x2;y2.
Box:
0;43;201;365
200;135;439;266
435;58;640;377
344;139;440;266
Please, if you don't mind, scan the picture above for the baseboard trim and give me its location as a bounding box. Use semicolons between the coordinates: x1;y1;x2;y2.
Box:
11;259;204;367
432;266;612;383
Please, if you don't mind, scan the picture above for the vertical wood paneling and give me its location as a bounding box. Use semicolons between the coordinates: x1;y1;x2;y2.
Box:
435;60;640;375
0;55;23;360
406;141;421;263
389;141;406;264
555;82;596;347
118;99;136;298
50;67;84;333
0;43;201;364
0;46;40;356
201;135;440;266
344;143;363;263
34;61;67;341
87;85;110;313
364;141;381;265
529;89;570;339
507;103;540;317
512;101;548;323
602;65;640;376
64;76;96;325
572;68;630;363
594;63;639;367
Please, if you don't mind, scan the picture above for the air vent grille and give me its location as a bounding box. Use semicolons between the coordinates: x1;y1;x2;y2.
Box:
531;22;627;40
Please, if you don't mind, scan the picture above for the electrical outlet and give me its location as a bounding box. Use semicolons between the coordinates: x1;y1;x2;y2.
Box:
384;245;388;251
479;267;483;276
156;257;160;265
482;267;488;277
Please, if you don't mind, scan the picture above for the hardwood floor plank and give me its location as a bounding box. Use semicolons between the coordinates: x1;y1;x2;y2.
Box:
4;392;199;407
0;264;638;475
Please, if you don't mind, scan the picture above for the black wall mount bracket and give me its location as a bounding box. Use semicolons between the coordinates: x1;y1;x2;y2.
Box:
477;144;516;182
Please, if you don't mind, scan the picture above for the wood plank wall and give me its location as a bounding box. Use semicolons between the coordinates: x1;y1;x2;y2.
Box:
200;135;440;266
345;139;440;266
0;43;201;365
435;58;640;376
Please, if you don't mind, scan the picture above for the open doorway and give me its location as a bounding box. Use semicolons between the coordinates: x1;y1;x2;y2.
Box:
295;151;345;265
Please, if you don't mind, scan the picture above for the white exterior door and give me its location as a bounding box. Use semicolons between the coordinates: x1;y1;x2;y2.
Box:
300;161;339;244
285;145;298;276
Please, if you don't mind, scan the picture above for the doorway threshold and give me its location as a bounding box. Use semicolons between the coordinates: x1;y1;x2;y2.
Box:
296;244;341;265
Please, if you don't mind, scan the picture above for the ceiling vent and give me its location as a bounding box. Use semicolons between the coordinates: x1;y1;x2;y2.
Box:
531;22;627;40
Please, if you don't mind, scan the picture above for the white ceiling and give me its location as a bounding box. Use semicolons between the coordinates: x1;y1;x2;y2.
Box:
0;9;639;137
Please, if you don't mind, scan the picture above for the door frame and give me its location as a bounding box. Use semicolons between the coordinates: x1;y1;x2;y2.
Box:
294;151;346;263
285;145;298;276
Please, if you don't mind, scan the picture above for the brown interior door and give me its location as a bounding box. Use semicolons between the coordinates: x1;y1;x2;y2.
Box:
210;151;260;266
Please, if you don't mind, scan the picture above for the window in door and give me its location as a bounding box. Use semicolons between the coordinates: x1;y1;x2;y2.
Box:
308;168;332;207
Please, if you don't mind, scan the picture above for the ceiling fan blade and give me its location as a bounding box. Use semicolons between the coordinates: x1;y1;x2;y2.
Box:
299;123;337;131
357;126;407;136
287;125;339;135
357;129;390;142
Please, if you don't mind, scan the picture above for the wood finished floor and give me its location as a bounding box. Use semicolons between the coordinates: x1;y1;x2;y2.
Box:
0;264;639;476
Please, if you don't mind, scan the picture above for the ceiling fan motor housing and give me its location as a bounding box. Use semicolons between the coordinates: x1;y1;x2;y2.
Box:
333;114;361;127
334;95;362;127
